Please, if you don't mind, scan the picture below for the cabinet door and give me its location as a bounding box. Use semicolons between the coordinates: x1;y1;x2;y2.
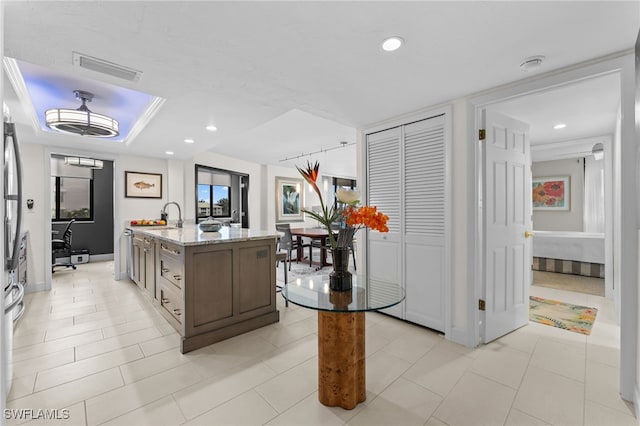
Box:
366;126;403;318
144;239;155;297
132;235;144;288
404;116;447;331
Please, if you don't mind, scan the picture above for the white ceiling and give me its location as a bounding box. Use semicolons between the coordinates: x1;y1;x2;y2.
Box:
3;1;638;176
489;72;621;161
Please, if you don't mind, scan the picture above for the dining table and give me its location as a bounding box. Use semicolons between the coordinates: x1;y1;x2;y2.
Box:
289;227;335;268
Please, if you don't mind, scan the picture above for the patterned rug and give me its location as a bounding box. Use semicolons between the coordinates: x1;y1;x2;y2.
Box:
529;296;598;335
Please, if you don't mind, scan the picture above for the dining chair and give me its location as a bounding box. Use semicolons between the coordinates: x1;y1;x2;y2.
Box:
275;223;311;271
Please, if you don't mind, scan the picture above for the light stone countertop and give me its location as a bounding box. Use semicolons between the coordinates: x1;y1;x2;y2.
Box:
127;224;278;246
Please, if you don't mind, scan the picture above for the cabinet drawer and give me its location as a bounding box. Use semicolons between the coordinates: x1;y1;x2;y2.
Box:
159;241;183;260
159;282;183;324
143;237;154;249
159;255;183;290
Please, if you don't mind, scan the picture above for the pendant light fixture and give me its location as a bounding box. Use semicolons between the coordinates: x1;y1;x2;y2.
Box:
63;156;104;169
45;90;119;138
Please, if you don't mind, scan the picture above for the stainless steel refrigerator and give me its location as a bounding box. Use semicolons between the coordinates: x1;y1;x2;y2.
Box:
2;120;24;405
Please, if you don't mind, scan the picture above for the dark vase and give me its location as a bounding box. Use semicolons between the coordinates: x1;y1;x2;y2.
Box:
330;247;352;291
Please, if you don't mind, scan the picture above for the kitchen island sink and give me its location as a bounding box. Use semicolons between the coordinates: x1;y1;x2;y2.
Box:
127;225;280;353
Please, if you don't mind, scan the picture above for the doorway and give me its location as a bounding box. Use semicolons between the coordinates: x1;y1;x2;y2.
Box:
44;150;118;290
468;53;636;401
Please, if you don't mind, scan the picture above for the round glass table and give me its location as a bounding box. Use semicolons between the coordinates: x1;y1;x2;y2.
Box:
282;274;404;410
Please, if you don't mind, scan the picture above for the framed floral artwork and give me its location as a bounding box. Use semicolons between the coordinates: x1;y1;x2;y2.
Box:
532;176;569;211
275;176;304;222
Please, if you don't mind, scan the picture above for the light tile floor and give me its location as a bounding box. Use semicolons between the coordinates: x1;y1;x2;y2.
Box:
6;261;637;425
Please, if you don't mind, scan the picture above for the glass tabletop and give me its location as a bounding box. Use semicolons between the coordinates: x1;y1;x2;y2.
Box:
282;274;405;313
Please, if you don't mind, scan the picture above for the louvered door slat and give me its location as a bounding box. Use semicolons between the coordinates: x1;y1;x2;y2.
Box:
367;128;401;234
404;119;445;237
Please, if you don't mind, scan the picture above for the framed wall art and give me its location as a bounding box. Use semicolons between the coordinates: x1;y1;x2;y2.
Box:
532;176;570;211
125;171;162;198
275;176;304;222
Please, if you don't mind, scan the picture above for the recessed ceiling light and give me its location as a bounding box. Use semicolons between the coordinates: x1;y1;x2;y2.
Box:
553;123;567;130
184;138;195;144
520;55;545;72
205;125;217;132
165;151;174;155
382;36;404;52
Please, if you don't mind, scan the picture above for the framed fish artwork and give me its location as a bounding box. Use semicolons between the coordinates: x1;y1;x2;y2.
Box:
125;171;162;198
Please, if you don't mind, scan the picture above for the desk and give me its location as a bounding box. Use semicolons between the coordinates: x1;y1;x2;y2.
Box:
283;276;404;409
290;227;334;267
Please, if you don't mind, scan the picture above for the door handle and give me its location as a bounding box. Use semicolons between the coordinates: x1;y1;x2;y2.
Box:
4;282;24;314
524;231;535;238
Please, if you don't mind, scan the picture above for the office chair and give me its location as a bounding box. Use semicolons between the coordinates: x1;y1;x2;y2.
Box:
52;219;77;273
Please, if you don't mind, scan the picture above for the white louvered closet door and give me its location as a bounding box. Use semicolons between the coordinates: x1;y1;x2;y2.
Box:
366;126;403;318
404;116;447;331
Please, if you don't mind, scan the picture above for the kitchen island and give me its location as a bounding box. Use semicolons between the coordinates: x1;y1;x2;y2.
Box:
127;225;280;353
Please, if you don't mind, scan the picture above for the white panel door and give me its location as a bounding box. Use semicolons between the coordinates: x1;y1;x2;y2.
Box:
404;116;447;331
366;126;403;318
483;110;532;343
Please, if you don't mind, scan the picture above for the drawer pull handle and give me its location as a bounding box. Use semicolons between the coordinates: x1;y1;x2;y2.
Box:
173;309;182;316
162;268;170;273
173;275;182;281
161;244;181;255
162;298;170;304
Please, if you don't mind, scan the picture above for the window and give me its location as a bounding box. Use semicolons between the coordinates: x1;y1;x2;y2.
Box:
198;184;230;218
332;177;357;207
195;164;249;225
51;176;94;221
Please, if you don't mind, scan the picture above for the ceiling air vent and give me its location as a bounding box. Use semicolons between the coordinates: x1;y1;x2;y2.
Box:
72;52;142;82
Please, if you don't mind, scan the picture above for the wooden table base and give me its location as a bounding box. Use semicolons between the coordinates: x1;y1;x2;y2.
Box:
317;311;365;410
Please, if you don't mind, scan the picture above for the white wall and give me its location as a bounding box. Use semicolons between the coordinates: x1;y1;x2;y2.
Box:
21;143;47;290
450;99;470;343
532;158;584;232
114;155;169;280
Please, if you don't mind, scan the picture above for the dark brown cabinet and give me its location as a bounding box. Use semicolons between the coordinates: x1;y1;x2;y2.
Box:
129;228;279;353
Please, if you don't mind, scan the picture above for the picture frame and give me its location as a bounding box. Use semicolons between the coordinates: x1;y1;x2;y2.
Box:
275;176;304;222
125;171;162;198
532;176;570;211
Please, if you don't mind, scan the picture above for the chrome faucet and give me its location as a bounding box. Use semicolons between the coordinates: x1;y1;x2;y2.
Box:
161;202;183;228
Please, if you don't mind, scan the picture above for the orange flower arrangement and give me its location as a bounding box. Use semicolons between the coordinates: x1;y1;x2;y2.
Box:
297;161;389;248
343;206;389;233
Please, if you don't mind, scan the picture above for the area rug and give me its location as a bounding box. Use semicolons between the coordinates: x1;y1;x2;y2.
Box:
529;296;598;335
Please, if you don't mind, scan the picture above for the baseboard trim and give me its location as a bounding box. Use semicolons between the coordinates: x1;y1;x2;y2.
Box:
634;383;640;420
90;253;114;262
448;325;475;348
25;282;47;293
